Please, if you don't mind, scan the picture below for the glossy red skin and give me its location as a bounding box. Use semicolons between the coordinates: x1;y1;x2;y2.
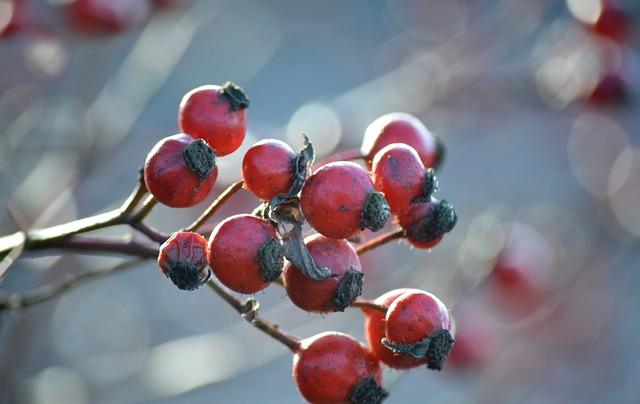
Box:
179;85;247;156
158;231;207;277
301;162;375;239
361;113;438;168
372;143;425;216
364;288;426;369
69;0;151;32
144;133;217;208
242;139;295;200
398;199;443;249
284;234;362;313
385;290;451;347
293;332;382;404
207;214;278;294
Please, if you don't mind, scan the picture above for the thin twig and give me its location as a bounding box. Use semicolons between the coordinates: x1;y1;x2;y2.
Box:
351;299;388;313
120;178;148;214
0;258;148;311
45;236;159;258
207;279;300;351
356;228;406;256
127;221;169;243
184;180;244;232
131;195;158;222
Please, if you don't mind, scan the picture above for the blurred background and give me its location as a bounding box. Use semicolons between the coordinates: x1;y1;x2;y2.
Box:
1;0;639;402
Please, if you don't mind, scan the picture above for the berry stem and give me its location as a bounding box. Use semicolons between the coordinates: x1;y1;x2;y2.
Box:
127;221;169;243
351;299;388;313
41;236;159;258
207;278;301;351
131;195;158;222
120;176;148;214
0;258;147;311
184;180;244;232
313;148;364;169
355;228;406;256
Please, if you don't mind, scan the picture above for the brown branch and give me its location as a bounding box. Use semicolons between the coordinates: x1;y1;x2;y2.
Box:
184;180;244;232
356;228;406;256
44;236;159;258
351;299;388;313
0;258;147;311
207;279;300;351
131;195;158;222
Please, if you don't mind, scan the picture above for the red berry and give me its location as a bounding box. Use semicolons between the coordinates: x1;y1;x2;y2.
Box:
592;4;631;42
587;71;628;106
207;214;284;294
179;82;249;156
300;162;390;239
398;197;456;249
293;332;386;404
383;290;453;370
363;288;426;369
361;113;441;169
242;139;295;200
158;231;210;290
284;234;363;313
69;0;151;32
144;133;218;208
372;143;437;216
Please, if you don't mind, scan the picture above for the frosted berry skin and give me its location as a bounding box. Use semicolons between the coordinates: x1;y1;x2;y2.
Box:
361;112;439;169
398;198;456;249
372;143;427;216
207;214;283;294
242;139;295;200
179;82;249;157
69;0;151;32
158;232;210;290
144;133;217;208
293;332;385;404
384;290;453;370
301;161;389;240
364;288;426;370
284;234;363;313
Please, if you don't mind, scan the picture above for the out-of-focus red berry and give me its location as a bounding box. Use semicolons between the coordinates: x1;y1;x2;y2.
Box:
69;0;152;32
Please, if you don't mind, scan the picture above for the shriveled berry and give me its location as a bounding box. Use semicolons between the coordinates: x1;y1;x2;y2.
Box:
301;162;389;239
382;290;453;370
242;139;295;200
363;288;426;370
293;332;386;404
157;231;210;290
144;133;218;208
69;0;151;32
372;143;428;216
361;113;441;169
398;198;456;249
207;214;283;294
179;82;249;156
284;234;363;313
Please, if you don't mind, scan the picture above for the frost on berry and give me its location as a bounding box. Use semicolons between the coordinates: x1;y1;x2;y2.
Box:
183;139;216;179
360;191;390;232
221;81;250;111
407;199;457;243
333;268;364;312
348;377;388;404
382;329;454;371
257;238;285;282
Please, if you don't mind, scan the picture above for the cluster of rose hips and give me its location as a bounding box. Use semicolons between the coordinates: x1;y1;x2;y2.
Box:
0;0;185;38
143;81;457;403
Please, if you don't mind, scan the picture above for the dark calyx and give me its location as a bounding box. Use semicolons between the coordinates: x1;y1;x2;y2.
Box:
333;268;364;312
381;329;454;371
221;81;250;111
408;199;457;243
349;377;388;404
257;238;285;282
169;261;210;291
360;191;390;232
183;139;216;179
